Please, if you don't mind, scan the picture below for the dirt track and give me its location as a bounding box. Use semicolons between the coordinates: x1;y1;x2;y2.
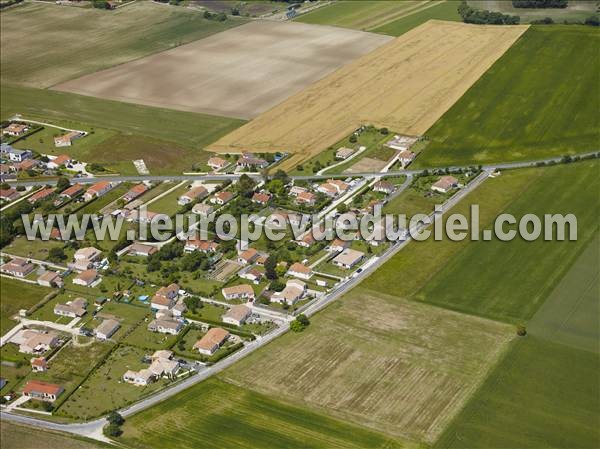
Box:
52;21;392;119
209;20;528;170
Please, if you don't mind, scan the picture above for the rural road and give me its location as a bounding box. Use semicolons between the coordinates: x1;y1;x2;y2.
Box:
6;151;597;188
0;168;491;441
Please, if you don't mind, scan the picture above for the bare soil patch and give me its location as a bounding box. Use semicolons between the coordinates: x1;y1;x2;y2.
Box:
53;21;392;119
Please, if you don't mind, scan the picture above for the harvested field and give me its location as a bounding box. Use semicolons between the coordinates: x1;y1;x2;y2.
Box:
53;21;392;120
209;21;528;170
222;290;513;443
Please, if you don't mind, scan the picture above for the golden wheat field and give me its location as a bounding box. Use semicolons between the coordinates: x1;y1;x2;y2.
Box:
209;20;528;170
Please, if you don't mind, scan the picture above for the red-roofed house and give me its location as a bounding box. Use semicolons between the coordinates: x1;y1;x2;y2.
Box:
22;380;64;402
84;181;112;201
47;154;72;169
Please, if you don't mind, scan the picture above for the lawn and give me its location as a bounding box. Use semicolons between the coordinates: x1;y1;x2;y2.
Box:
0;278;53;334
76;184;130;216
122;320;179;351
0;85;245;174
373;0;461;36
223;290;512;444
435;336;600;449
0;1;245;88
415;26;600;168
144;183;189;217
468;0;598;23
29;291;95;323
3;235;66;262
0;421;110;449
415;160;599;324
119;377;406;449
296;0;431;31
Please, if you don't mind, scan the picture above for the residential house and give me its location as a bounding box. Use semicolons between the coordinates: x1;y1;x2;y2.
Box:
222;284;255;301
431;176;459;194
47;154;72;169
83;181;112;201
385;135;418;151
147;318;183;335
148;355;179;378
178;186;208;206
58;183;83;201
150;283;180;311
53;131;83;147
127;243;158;257
0;143;32;162
0;258;35;278
335;147;355;160
191;203;214;217
22;380;64;402
237;248;258;265
239;268;263;284
123;184;148;202
123;369;154;387
289;185;307;197
37;271;63;288
210;191;233;206
296;191;316;206
332;249;364;269
237;153;268;170
271;279;306;306
18;330;60;354
28;188;55;205
54;298;87;318
184;237;218;254
251;192;271;206
287;262;313;280
72;269;99;287
72;247;102;270
373;181;395;195
317;179;349;197
328;238;351;253
0;188;19;202
3;123;29;136
222;304;251;327
193;327;230;356
126;210;168;224
94;319;120;340
398;150;416;167
207;157;229;171
31;357;48;372
16;158;38;171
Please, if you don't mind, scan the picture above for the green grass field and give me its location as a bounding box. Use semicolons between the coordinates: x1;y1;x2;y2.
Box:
0;421;109;449
1;85;245;175
119;377;405;449
0;278;53;334
415;26;600;168
435;336;600;449
468;0;598;24
415;161;599;323
0;2;245;88
372;1;461;36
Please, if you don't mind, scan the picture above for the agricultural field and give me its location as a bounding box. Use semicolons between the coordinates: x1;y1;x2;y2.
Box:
373;0;461;36
222;290;513;443
54;21;391;119
0;1;245;88
0;85;245;174
0;421;109;449
296;0;435;31
0;278;53;334
468;0;598;23
209;21;528;170
119;377;406;449
415;160;599;324
435;336;600;449
415;26;599;168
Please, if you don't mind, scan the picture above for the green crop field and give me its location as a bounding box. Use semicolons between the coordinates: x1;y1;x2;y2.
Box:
415;160;599;323
415;26;600;168
1;85;245;174
528;234;599;353
295;0;431;31
468;0;598;24
1;421;109;449
435;336;600;449
373;1;461;36
119;377;405;449
0;2;245;88
0;278;53;334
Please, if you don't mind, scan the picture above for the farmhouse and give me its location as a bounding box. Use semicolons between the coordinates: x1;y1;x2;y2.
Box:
31;357;48;373
28;188;55;204
54;298;87;318
287;262;313;280
373;181;395;194
184;237;218;254
192;203;214;217
431;175;459;193
22;380;64;402
47;154;72;169
83;181;112;201
222;284;255;301
17;330;60;354
94;319;120;340
0;188;19;202
210;191;234;205
271;279;306;306
194;327;230;356
3;122;29;136
0;258;35;278
123;184;148;202
238;248;259;265
72;269;99;287
207;157;228;171
333;248;364;269
178;186;208;205
336;147;355;159
127;243;158;257
222;304;251;327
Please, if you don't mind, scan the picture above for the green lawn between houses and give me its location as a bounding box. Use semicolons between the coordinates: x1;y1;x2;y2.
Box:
415;26;600;168
118;377;405;449
0;278;53;334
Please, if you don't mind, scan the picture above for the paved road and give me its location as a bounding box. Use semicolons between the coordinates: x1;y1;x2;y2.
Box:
7;151;597;188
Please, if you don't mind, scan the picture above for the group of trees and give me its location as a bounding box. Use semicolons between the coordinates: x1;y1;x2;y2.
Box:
458;1;520;24
290;314;310;332
104;411;125;437
512;0;567;8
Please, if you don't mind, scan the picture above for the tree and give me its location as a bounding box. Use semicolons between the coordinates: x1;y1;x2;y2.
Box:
56;177;70;192
104;423;122;437
264;255;278;280
349;134;357;143
147;256;161;272
269;279;285;292
337;203;348;214
296;314;310;326
290;314;310;332
48;247;67;262
585;15;599;26
107;411;124;426
184;295;202;313
273;169;289;184
237;174;256;198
